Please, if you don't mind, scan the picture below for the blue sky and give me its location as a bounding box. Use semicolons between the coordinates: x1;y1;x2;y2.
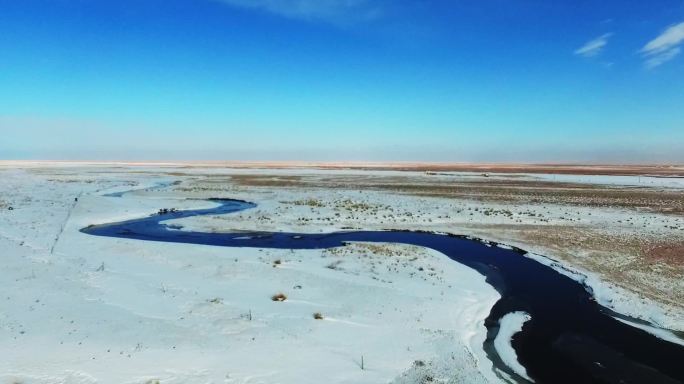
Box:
1;0;683;162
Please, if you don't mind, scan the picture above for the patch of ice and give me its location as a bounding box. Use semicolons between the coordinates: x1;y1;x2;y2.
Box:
494;311;534;383
614;317;684;347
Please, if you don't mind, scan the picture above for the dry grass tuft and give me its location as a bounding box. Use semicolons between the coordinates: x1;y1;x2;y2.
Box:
271;293;287;302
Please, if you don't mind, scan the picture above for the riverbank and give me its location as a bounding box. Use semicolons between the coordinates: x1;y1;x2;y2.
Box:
169;168;683;331
1;162;682;383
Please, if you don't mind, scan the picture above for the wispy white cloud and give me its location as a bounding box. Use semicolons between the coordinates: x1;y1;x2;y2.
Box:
644;46;680;69
215;0;383;24
640;21;684;68
641;22;684;55
574;33;612;57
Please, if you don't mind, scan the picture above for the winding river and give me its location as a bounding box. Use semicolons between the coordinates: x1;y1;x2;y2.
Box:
81;198;684;384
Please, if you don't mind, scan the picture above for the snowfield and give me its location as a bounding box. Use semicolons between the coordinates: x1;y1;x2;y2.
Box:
1;162;682;383
0;166;501;383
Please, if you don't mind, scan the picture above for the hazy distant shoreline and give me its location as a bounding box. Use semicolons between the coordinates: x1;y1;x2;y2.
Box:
2;160;683;176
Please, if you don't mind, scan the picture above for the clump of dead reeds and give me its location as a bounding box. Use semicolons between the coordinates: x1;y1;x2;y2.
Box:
271;293;287;302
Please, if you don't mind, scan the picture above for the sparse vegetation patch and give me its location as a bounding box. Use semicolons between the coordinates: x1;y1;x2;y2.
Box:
271;293;287;302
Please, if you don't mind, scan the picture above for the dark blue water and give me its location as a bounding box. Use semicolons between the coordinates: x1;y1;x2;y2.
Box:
81;199;684;384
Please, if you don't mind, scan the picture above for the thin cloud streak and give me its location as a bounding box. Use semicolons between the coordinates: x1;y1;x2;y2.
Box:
645;46;680;69
214;0;383;24
574;33;612;57
640;21;684;68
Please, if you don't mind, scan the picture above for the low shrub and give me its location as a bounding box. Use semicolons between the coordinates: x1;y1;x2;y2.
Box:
271;293;287;302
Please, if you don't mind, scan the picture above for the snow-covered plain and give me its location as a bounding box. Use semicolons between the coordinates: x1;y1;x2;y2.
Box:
170;170;684;332
0;166;505;383
1;162;682;383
